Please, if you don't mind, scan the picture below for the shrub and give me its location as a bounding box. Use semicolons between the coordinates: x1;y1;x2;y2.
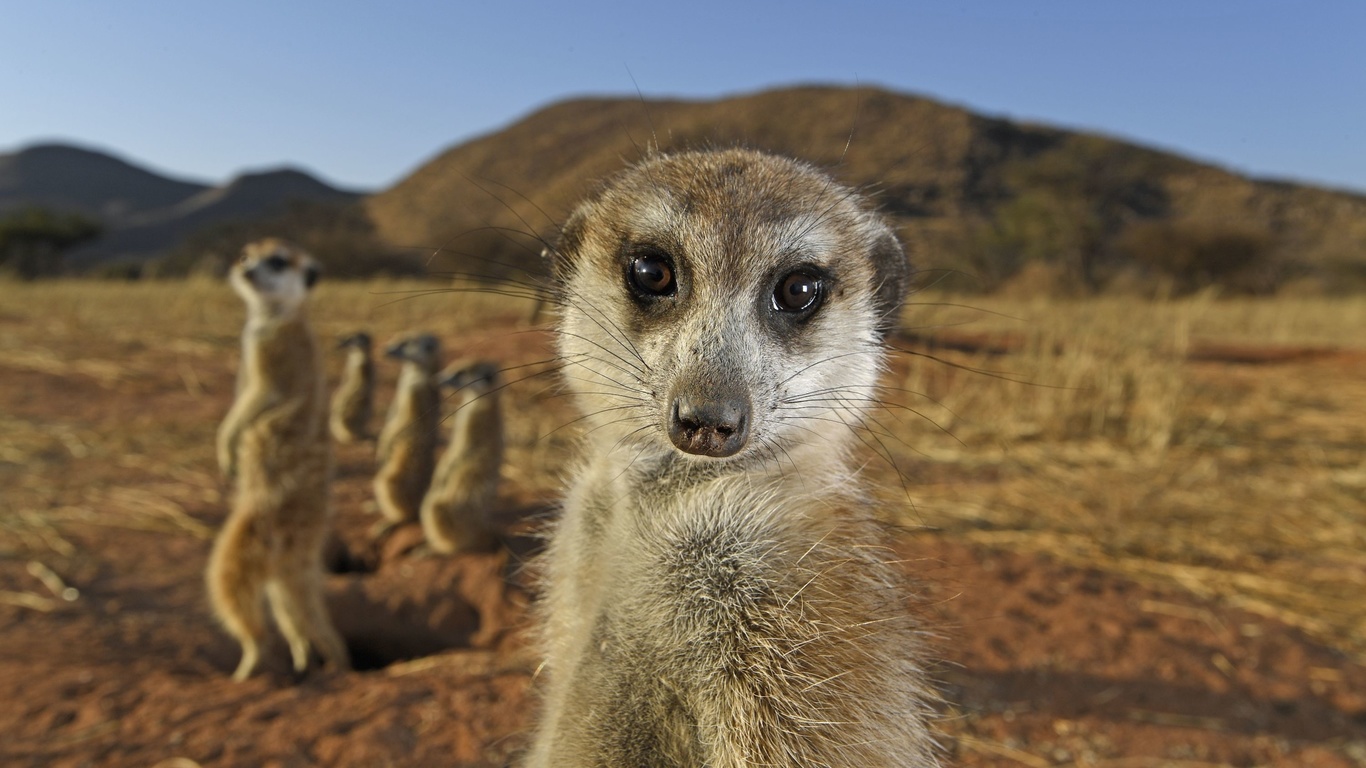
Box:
1116;220;1278;294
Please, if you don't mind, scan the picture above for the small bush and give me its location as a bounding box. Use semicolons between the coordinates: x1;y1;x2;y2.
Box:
0;208;102;279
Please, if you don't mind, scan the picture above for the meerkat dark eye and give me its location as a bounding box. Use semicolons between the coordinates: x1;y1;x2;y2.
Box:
628;252;676;297
773;272;822;313
265;255;289;272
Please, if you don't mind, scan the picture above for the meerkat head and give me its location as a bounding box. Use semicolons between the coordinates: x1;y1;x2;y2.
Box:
384;333;441;374
229;238;320;317
435;360;500;397
552;148;911;466
338;331;372;352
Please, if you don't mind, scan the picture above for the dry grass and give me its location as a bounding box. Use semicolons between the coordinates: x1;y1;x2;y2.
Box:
876;292;1366;660
2;280;1363;664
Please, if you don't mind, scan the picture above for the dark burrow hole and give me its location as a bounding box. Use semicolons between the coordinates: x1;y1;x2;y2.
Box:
324;536;378;575
328;572;482;672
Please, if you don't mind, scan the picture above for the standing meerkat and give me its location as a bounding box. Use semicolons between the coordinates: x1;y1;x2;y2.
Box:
209;238;351;681
372;332;441;537
526;149;939;766
329;331;375;443
419;360;504;554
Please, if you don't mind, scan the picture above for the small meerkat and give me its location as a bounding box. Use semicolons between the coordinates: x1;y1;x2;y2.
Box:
372;332;441;537
419;360;504;554
329;331;375;443
209;238;350;681
525;149;939;766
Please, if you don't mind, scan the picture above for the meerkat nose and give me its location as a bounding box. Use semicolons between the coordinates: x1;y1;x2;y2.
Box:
669;395;750;458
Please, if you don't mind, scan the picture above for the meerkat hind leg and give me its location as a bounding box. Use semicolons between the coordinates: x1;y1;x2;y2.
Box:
264;580;313;673
265;572;351;675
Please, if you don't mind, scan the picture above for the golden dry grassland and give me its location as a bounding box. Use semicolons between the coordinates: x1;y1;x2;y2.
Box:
2;279;1363;666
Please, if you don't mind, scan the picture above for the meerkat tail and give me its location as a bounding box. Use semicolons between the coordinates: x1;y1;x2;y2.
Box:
206;512;270;681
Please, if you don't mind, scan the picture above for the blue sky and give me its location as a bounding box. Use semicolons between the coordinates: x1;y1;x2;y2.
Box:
2;1;1362;193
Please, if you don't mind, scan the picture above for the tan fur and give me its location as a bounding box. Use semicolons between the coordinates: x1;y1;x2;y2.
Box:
208;238;350;681
372;333;441;531
420;360;504;554
329;331;374;443
526;150;939;766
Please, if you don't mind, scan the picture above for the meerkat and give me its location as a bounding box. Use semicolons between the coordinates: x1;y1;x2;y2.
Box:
372;332;442;537
419;360;504;554
329;331;375;443
524;149;939;766
209;238;351;681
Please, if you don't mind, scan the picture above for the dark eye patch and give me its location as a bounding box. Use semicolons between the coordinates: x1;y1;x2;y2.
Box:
265;255;289;272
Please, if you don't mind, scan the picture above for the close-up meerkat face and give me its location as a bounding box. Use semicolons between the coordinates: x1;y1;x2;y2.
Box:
229;238;320;314
553;149;910;465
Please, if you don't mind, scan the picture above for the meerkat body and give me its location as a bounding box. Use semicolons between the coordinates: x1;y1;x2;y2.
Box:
526;149;938;766
372;333;441;534
330;331;375;443
209;238;350;681
420;361;504;554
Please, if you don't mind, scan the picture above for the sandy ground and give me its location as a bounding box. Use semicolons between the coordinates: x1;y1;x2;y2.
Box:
1;293;1363;767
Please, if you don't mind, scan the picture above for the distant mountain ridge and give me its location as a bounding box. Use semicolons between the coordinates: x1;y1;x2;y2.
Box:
0;143;362;269
7;86;1366;290
0;144;208;223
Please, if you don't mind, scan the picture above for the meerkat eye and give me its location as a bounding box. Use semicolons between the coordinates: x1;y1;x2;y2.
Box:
628;251;676;297
265;255;289;272
773;271;822;313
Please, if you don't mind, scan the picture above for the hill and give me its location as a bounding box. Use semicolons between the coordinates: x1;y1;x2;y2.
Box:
367;86;1366;293
0;143;208;223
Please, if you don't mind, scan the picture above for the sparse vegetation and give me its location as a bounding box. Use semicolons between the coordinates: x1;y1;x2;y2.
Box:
0;207;101;278
1116;220;1279;294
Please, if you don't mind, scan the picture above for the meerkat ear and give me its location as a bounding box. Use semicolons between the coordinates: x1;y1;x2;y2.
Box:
304;263;321;289
869;228;912;337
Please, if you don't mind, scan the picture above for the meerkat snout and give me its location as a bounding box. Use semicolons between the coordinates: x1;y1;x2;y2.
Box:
667;390;751;457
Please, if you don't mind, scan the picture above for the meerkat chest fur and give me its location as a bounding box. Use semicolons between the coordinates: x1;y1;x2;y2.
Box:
531;149;936;767
246;316;324;418
379;361;439;449
340;346;373;395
